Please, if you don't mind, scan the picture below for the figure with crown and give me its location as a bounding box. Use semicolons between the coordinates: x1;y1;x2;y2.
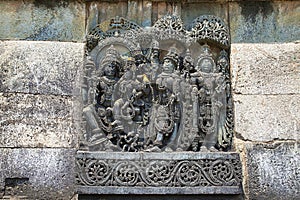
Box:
190;44;226;152
146;46;183;152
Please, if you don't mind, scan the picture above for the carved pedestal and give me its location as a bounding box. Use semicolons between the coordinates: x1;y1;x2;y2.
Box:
76;152;242;195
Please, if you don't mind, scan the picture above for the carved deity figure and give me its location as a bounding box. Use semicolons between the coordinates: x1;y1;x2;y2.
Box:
82;45;124;150
190;45;226;152
96;45;121;109
147;46;182;151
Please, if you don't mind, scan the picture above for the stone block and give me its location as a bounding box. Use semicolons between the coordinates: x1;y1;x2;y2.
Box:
231;43;300;95
0;93;78;148
229;1;300;43
86;1;152;32
245;142;299;200
0;148;76;199
234;94;300;142
0;0;85;41
0;41;85;96
181;2;228;26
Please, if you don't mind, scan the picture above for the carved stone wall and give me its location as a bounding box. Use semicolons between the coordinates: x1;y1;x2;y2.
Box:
0;0;299;200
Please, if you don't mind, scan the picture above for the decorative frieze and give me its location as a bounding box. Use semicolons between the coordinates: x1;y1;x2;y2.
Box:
76;152;242;194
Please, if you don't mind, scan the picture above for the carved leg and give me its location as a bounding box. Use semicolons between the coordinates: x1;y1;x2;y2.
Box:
202;131;218;152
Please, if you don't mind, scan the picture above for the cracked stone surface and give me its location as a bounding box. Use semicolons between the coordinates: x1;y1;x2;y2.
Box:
0;41;85;96
0;148;76;200
0;0;85;41
231;43;300;95
0;93;78;148
234;94;300;142
245;142;299;200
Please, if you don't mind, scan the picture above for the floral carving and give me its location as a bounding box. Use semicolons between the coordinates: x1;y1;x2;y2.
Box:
76;155;242;187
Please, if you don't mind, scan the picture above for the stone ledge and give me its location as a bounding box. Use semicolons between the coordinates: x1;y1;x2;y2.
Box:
233;94;300;142
76;152;242;195
231;43;300;95
77;186;242;195
0;41;85;96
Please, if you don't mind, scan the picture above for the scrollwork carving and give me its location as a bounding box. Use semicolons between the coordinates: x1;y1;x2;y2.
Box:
75;155;242;187
189;15;230;48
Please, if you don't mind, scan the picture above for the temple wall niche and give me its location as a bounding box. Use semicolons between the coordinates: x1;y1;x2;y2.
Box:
0;0;299;199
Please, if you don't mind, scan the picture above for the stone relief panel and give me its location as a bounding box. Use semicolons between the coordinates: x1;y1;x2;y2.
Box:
81;15;233;153
76;152;242;192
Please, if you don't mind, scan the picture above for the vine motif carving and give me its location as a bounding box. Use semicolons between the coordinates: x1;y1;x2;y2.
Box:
76;157;242;187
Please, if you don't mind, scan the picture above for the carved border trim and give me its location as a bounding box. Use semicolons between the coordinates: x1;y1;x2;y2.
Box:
76;152;242;194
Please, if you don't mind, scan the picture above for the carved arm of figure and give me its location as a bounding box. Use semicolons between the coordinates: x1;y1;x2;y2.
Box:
120;101;135;122
95;80;106;105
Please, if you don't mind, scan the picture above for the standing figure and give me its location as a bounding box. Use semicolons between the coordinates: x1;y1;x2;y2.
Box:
148;46;182;151
190;44;226;152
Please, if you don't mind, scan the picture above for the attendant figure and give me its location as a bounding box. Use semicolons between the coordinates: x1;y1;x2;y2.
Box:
190;44;225;152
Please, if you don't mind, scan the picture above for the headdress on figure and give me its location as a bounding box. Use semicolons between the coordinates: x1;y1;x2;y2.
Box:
101;45;122;67
132;43;147;65
164;45;180;69
183;48;194;69
196;44;216;72
125;57;136;71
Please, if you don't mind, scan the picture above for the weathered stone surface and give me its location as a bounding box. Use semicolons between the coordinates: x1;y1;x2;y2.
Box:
86;1;152;32
234;94;300;142
245;142;299;200
229;1;300;43
0;0;85;41
0;93;78;148
231;43;300;95
181;2;228;26
0;148;76;199
154;2;182;23
0;41;85;96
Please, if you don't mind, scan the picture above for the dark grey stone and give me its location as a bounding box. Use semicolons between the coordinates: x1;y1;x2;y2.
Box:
0;0;85;42
229;1;300;43
79;194;244;200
